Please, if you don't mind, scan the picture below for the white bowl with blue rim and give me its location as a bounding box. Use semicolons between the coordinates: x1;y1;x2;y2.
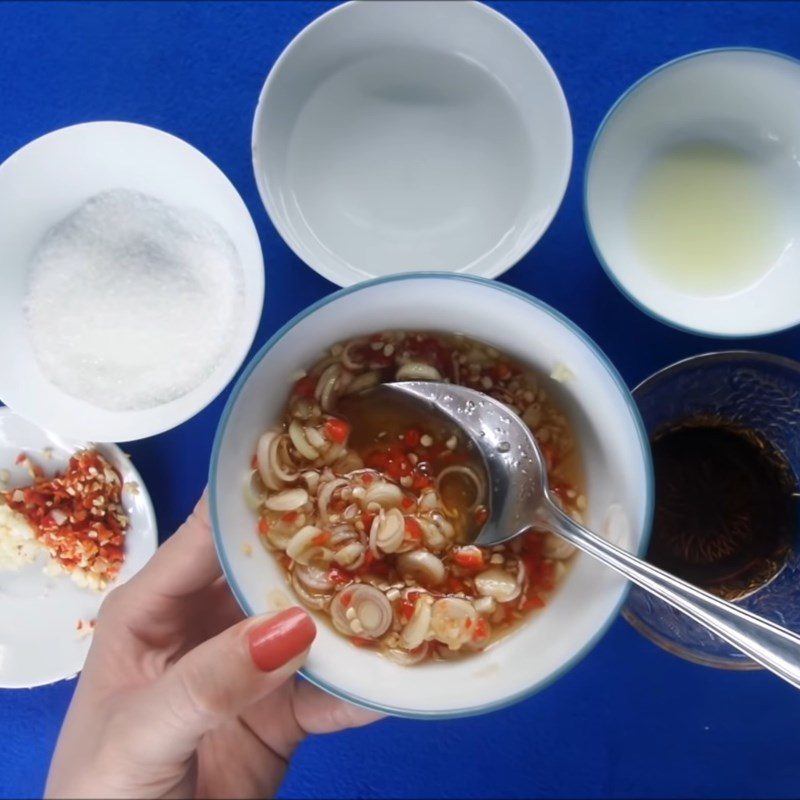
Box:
252;0;572;287
585;49;800;338
209;274;652;718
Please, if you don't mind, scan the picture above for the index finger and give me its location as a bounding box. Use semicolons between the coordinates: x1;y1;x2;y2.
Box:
126;491;222;600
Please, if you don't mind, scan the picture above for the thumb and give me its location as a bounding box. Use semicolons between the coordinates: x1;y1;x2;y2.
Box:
124;607;316;766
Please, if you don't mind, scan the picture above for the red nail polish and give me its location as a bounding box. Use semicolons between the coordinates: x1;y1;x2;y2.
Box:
247;607;316;672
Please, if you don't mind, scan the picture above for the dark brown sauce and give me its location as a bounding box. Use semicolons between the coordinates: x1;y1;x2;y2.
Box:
648;418;797;600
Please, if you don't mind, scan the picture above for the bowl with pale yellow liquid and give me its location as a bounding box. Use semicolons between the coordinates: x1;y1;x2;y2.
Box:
585;48;800;337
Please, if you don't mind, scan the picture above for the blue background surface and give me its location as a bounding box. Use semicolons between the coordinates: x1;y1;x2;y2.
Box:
2;1;800;797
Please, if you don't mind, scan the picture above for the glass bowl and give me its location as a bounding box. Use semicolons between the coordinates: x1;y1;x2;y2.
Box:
623;351;800;669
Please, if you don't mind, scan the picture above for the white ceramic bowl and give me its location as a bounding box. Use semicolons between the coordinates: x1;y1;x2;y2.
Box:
585;49;800;338
252;1;572;287
0;122;264;442
210;274;652;718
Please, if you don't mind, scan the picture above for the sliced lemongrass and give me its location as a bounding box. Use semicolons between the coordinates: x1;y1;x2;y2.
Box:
264;487;308;512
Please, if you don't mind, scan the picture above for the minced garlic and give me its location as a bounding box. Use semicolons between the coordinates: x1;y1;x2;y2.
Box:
0;504;42;570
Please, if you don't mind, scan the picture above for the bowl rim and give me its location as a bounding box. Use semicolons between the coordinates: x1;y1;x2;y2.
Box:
0;119;265;442
208;271;654;719
633;348;800;395
583;46;800;339
251;0;573;288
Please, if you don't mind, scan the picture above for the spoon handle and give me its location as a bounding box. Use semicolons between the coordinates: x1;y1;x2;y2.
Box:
546;503;800;690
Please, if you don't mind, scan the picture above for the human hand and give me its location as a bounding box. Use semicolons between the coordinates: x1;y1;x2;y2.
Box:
46;493;380;799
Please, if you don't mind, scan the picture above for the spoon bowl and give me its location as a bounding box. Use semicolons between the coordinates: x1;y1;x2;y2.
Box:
375;381;548;547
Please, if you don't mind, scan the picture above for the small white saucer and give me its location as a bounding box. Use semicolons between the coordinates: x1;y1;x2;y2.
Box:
0;407;157;688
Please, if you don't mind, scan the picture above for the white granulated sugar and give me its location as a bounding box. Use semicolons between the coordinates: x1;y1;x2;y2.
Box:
25;189;244;411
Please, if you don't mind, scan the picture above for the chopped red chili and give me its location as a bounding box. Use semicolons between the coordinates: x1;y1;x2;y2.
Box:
404;517;423;541
404;428;421;448
453;546;484;570
397;596;416;622
521;594;545;611
328;567;353;585
473;618;489;642
447;576;467;594
2;450;127;588
323;417;351;444
293;375;316;399
312;530;332;546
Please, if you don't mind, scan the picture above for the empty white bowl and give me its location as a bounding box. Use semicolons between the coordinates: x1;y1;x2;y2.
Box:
585;49;800;337
210;274;652;718
252;1;572;287
0;122;264;442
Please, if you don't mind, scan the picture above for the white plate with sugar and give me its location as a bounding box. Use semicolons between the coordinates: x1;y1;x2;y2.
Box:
0;121;264;441
0;407;158;688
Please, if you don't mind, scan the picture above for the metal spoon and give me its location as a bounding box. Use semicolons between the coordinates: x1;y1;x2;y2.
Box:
379;380;800;690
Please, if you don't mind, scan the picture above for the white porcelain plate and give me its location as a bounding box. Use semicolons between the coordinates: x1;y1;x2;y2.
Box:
0;407;157;688
0;121;265;442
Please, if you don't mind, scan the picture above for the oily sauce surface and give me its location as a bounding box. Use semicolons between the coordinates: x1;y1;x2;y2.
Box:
337;389;486;542
648;419;797;600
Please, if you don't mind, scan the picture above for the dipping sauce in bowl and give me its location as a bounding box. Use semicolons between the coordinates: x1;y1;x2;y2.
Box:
648;418;795;600
248;331;585;664
625;351;800;669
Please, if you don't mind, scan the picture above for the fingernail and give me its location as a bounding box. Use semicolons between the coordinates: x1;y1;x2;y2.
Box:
247;607;316;672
